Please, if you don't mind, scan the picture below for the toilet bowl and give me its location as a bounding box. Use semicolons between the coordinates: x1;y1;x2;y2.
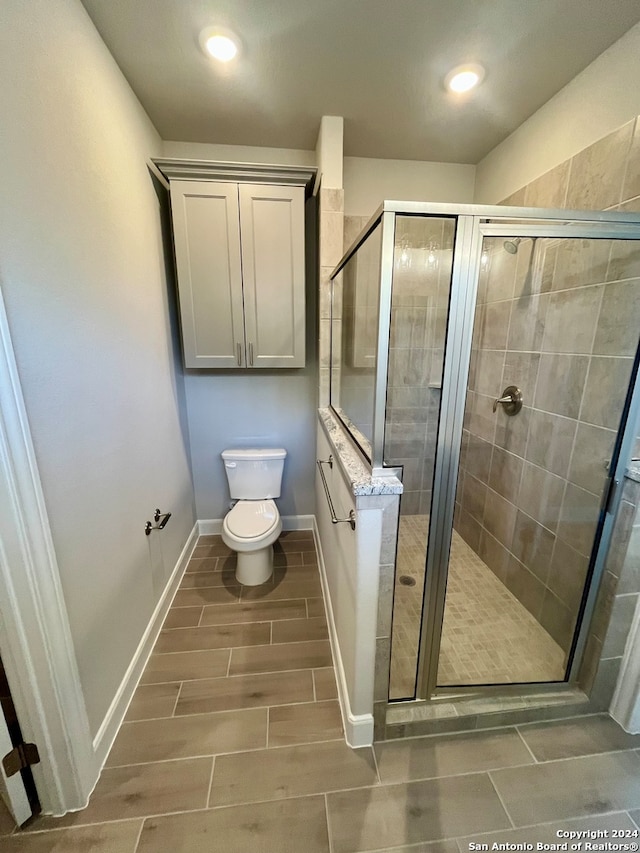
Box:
221;499;283;586
220;448;287;586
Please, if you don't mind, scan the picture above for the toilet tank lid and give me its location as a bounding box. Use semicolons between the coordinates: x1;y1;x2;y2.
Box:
221;448;287;461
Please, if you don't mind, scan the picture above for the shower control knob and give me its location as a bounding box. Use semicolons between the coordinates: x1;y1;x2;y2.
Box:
493;386;523;416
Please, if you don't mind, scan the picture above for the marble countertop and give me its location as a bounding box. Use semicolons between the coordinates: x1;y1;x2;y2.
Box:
318;408;403;496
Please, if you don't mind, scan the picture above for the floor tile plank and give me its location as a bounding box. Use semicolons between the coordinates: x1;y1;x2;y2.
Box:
5;821;143;852
241;579;322;602
162;607;203;629
136;795;330;853
374;728;533;784
268;699;343;746
27;760;212;829
327;773;511;852
490;751;640;826
313;668;338;701
516;714;640;761
271;616;328;644
229;641;332;675
155;622;270;654
175;670;314;715
106;708;267;766
209;741;377;807
172;585;242;607
124;683;180;721
140;650;229;684
199;599;306;626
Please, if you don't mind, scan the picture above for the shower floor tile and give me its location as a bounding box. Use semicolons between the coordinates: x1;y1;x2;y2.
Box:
390;515;566;698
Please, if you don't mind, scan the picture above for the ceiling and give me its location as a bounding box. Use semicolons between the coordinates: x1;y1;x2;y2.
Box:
80;0;640;164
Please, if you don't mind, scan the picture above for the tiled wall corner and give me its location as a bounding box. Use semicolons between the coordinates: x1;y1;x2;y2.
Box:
579;476;640;707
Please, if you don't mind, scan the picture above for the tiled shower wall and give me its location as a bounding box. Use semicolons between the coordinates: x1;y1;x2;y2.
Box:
455;116;640;662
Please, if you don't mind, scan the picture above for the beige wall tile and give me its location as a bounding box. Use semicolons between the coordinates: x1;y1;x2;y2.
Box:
534;353;589;419
523;160;570;209
566;122;634;210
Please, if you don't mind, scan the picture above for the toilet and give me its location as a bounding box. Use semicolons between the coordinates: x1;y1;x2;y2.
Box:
221;448;287;586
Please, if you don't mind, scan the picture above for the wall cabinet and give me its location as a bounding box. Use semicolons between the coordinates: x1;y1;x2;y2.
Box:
168;178;306;369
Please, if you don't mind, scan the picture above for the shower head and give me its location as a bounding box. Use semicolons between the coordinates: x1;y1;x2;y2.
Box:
503;237;522;254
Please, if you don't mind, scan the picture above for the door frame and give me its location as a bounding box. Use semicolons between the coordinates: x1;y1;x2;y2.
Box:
0;285;96;815
415;216;640;701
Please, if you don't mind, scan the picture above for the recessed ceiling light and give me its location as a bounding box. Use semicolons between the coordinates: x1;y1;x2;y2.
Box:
199;27;240;62
444;63;485;94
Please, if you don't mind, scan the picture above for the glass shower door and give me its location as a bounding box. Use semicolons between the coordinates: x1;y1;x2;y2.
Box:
433;233;640;688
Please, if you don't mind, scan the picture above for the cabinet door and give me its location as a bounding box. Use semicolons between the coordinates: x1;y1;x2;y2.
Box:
238;184;305;368
170;181;245;368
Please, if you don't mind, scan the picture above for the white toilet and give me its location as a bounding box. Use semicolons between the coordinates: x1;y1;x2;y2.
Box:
221;448;287;586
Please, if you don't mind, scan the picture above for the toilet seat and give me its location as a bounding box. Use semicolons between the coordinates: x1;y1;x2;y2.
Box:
224;499;279;541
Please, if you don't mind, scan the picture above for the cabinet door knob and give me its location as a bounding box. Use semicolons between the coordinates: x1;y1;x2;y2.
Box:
236;343;242;366
249;342;254;366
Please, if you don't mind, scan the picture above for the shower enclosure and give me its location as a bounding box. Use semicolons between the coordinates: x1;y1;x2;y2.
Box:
329;202;640;704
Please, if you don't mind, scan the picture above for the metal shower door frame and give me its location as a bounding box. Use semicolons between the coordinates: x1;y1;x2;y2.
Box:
413;213;640;701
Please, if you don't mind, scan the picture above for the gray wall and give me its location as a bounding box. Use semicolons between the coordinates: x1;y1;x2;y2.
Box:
184;198;318;520
0;0;195;734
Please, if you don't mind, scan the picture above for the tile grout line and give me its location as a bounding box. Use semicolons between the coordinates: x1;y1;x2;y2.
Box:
205;755;216;810
370;743;382;785
324;792;335;853
513;726;540;763
171;683;182;718
312;669;317;702
103;741;640;774
132;817;145;853
225;648;232;678
486;770;517;829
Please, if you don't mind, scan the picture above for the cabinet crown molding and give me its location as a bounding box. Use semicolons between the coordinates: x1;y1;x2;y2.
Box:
152;158;317;195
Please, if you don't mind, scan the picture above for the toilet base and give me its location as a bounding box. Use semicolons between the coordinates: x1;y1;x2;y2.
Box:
235;544;274;586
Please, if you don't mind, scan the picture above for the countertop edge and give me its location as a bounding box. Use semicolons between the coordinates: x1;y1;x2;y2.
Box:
318;408;403;496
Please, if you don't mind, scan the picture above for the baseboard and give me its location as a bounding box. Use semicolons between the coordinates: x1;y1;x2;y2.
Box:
91;522;199;766
312;517;374;748
199;514;314;536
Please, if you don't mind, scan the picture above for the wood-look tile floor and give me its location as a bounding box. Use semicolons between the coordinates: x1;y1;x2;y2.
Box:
3;533;640;851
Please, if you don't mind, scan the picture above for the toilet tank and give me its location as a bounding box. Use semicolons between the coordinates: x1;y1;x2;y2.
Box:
221;448;287;499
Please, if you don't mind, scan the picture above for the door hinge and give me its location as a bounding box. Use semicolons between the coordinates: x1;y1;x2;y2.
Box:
603;475;621;517
2;742;40;778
